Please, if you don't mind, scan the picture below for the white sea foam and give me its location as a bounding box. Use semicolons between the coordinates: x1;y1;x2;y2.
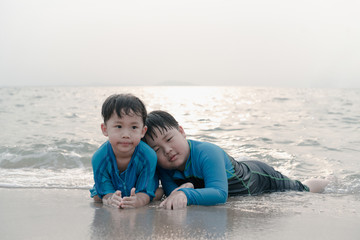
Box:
0;168;93;189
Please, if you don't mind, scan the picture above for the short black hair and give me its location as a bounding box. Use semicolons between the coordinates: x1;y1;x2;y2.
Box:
101;93;147;124
145;110;179;141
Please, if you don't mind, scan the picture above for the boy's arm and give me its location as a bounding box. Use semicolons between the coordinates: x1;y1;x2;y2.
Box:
91;144;118;199
133;147;158;201
177;149;228;206
91;160;116;199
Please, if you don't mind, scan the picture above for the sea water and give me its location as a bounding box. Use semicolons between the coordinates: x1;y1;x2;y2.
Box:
1;86;360;239
0;86;359;197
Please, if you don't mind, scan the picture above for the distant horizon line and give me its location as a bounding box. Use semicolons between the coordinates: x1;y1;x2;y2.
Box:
0;83;358;90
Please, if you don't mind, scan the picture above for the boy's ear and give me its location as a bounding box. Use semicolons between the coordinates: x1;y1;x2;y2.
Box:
141;125;148;138
101;123;108;137
179;126;186;138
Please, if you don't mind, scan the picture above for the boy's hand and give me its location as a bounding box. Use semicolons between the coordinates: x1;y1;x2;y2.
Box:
160;190;188;210
171;182;194;194
120;188;138;209
104;190;122;208
120;188;150;209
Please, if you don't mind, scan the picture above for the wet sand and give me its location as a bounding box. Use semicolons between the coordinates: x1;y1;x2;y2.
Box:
0;188;359;240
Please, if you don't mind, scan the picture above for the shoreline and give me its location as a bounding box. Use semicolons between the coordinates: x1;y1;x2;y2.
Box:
1;188;359;240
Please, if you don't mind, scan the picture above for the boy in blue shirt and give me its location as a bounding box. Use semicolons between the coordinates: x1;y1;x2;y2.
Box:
90;94;158;208
144;110;329;210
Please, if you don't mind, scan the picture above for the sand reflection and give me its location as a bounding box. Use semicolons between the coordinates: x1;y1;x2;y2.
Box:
90;203;229;239
89;195;309;240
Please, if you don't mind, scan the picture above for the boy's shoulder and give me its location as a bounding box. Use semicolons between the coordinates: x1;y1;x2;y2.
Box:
189;139;223;152
93;141;110;157
188;139;227;162
91;141;111;168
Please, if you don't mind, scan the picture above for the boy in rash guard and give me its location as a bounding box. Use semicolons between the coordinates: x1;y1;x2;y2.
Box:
143;110;329;210
90;94;159;208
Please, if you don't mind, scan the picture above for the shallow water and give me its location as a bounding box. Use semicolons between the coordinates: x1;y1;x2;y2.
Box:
91;194;360;240
2;189;358;240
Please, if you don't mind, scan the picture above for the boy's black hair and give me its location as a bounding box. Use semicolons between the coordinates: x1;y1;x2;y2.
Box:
145;110;179;141
102;94;147;125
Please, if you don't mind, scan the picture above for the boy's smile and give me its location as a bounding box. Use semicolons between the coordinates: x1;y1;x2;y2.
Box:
145;126;190;171
169;154;177;162
119;141;132;147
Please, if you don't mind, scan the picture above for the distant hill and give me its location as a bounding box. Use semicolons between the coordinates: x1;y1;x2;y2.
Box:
155;81;196;86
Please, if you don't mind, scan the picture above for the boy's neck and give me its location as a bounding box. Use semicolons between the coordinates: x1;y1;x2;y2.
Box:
113;148;134;173
115;154;132;173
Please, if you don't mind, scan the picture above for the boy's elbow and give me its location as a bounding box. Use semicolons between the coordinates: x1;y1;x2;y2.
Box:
220;196;227;204
93;195;102;203
218;189;228;204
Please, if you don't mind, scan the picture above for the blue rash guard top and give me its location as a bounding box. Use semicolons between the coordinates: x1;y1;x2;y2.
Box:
90;140;158;200
158;140;308;206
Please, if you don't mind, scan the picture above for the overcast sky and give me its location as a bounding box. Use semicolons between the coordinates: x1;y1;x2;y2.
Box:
1;0;359;88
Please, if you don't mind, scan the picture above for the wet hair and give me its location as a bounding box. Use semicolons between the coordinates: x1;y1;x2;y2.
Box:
145;110;179;141
101;93;147;125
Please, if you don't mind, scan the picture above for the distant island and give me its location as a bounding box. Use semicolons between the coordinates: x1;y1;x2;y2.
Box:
155;81;196;86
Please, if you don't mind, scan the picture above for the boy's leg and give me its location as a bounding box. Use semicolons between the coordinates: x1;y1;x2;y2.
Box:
241;161;309;194
153;187;164;201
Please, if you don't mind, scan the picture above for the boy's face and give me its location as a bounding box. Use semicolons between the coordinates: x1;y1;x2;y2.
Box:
101;110;147;158
145;126;190;171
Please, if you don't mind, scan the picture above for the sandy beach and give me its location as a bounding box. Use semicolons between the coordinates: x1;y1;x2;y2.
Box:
0;188;359;240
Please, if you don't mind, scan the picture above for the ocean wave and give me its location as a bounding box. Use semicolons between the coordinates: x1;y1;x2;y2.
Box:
325;174;360;195
0;168;93;189
342;117;360;125
297;139;321;146
0;140;97;169
272;97;290;102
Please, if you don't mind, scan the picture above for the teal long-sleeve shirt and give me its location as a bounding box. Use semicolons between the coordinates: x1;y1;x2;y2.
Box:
90;141;158;200
158;140;235;206
158;140;310;206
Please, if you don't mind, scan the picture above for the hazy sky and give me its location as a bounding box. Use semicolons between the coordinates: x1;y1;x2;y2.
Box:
1;0;359;88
